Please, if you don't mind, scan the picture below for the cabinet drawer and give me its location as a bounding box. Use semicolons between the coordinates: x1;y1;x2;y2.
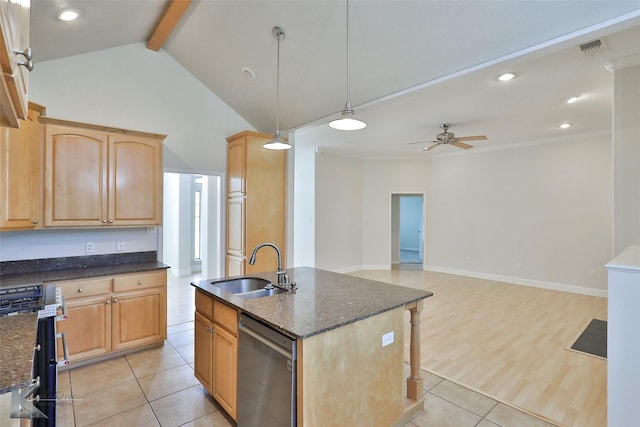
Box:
57;277;112;300
214;299;238;335
113;270;166;292
195;289;214;320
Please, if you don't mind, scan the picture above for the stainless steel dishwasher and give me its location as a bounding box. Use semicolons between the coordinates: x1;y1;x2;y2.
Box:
238;313;297;427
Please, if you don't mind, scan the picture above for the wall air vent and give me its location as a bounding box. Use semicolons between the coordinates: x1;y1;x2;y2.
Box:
579;39;607;57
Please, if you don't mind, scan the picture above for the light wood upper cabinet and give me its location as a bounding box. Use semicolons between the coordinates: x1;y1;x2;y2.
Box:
227;138;245;197
44;124;108;227
42;119;165;227
109;133;162;226
0;102;44;230
225;130;286;275
0;0;31;128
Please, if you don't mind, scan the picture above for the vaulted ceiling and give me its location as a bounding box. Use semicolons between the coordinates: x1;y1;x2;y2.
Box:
30;1;640;156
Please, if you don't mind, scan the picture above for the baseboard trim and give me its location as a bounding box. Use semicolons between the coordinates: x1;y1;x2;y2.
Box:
425;265;608;298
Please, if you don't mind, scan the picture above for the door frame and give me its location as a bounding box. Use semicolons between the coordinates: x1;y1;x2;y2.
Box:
389;192;426;269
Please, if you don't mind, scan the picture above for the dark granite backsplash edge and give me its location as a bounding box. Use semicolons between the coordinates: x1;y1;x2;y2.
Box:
0;251;158;276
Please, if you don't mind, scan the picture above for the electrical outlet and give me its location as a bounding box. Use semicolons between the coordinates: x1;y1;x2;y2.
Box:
589;270;597;279
516;262;522;269
85;242;95;253
382;331;394;347
116;241;125;252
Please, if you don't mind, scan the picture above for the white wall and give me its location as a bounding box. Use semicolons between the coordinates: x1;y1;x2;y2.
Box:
314;134;612;295
292;135;316;268
315;150;363;272
162;173;193;276
0;228;158;261
0;42;253;263
613;62;640;255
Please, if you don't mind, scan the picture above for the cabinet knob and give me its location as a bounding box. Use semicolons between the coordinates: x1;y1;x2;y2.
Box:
106;299;111;304
13;48;32;61
17;60;34;71
112;298;118;303
108;219;113;224
77;288;83;293
14;49;34;72
137;280;143;285
102;219;107;224
32;219;38;224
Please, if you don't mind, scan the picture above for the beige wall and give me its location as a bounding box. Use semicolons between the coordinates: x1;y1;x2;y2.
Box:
313;134;612;294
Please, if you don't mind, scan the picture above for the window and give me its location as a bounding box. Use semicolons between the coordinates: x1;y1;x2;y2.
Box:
193;177;203;261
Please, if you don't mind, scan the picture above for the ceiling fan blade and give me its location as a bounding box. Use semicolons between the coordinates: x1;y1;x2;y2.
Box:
424;143;440;151
452;141;473;149
406;140;437;145
455;135;487;142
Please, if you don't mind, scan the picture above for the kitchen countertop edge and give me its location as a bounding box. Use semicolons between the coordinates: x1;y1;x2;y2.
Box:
192;267;433;339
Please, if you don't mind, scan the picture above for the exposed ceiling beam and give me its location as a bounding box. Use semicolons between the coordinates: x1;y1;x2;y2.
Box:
147;0;192;52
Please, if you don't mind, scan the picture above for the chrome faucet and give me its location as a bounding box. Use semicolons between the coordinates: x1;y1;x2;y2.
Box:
249;242;296;289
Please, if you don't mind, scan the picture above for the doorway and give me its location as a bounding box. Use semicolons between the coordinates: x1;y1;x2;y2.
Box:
391;194;424;266
162;172;223;280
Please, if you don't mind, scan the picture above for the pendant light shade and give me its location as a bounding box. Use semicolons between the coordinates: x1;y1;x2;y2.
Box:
329;0;366;131
264;26;292;150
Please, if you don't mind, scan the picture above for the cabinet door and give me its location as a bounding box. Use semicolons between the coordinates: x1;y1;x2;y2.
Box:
57;295;112;361
226;255;245;277
0;0;30;126
0;105;41;229
213;324;238;420
111;287;166;351
194;311;214;394
109;133;162;226
226;197;245;257
227;137;245;197
44;125;108;226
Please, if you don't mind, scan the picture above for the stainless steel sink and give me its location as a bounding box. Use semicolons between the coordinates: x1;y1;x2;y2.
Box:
211;277;286;298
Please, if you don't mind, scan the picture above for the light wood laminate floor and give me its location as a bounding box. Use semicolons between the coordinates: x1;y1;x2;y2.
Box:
351;268;607;427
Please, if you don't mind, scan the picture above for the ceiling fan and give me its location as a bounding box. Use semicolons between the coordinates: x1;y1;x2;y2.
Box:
407;124;487;151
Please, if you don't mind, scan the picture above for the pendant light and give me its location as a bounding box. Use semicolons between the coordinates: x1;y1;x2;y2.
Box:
263;26;292;150
329;0;366;131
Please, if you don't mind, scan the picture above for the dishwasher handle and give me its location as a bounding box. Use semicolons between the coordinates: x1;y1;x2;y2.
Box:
240;323;293;359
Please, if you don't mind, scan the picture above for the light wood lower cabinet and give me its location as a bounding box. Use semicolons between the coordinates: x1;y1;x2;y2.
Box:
59;294;112;361
56;270;167;363
194;290;238;421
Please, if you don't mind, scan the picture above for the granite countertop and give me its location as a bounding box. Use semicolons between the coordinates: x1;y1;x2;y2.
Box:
192;266;433;339
0;313;38;393
1;252;169;289
0;252;170;392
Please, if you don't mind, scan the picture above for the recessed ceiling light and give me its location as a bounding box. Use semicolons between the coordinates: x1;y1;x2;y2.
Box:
497;72;517;82
566;95;582;104
559;123;572;129
241;66;256;81
58;9;81;21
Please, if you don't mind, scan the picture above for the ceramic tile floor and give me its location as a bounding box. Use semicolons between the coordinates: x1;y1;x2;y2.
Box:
56;271;558;426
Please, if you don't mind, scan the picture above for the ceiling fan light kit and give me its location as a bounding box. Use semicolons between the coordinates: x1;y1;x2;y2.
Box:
329;0;366;131
263;26;292;151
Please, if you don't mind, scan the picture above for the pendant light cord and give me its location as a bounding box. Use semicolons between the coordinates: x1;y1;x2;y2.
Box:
275;28;283;138
345;0;351;110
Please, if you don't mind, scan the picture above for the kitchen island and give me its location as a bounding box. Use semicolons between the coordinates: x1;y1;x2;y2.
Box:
192;266;433;426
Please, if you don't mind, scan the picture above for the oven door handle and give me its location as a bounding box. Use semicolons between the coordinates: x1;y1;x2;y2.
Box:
57;332;70;366
56;289;69;321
